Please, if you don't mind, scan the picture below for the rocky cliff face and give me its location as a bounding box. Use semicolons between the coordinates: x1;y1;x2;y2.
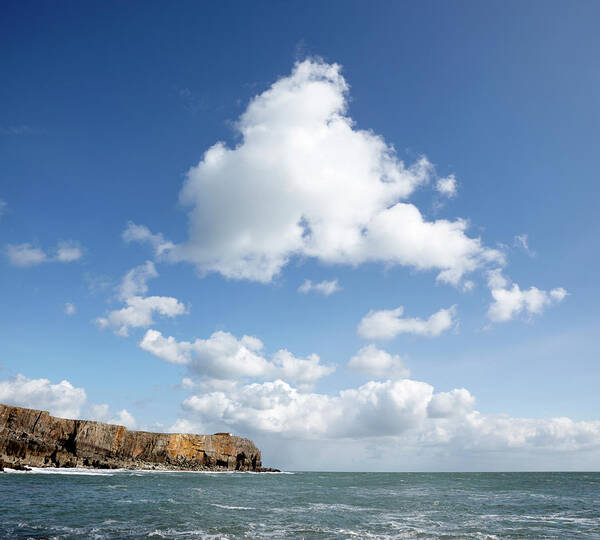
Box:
0;403;264;471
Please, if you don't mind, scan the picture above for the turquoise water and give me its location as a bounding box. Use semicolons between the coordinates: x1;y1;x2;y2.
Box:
1;469;598;538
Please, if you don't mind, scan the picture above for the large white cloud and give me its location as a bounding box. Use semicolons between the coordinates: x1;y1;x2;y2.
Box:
357;305;456;340
181;378;435;438
178;377;600;454
5;242;83;267
0;374;138;428
126;59;502;285
139;329;334;389
96;261;186;336
487;269;568;323
0;374;87;418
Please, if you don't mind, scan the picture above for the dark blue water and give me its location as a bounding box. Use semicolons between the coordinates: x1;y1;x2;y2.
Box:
1;468;598;538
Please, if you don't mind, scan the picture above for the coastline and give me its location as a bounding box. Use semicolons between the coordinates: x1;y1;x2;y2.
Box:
0;403;278;473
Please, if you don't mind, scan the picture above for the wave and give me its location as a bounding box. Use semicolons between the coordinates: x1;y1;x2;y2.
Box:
211;503;255;510
3;466;293;476
4;466;116;476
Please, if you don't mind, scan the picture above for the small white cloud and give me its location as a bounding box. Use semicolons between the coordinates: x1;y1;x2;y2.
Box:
118;261;158;300
298;279;341;296
462;280;475;292
514;234;535;257
96;296;186;337
87;403;137;429
96;261;186;336
435;174;457;198
357;305;457;340
180;377;196;390
0;374;87;418
5;241;84;266
139;329;334;390
122;222;174;256
487;272;568;323
64;302;76;315
0;199;6;218
348;344;410;379
168;418;204;434
6;243;47;266
56;242;83;262
550;287;568;302
113;409;136;429
87;403;110;420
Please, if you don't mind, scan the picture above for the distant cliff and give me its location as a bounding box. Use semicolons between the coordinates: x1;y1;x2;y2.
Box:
0;403;269;472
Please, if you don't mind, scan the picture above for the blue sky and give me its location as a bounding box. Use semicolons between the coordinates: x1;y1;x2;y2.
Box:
1;1;599;471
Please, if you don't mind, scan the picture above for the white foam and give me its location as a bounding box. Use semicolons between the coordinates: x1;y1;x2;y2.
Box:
211;503;255;510
28;467;116;476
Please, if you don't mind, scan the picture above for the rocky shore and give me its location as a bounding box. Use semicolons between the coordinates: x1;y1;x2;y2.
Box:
0;403;277;472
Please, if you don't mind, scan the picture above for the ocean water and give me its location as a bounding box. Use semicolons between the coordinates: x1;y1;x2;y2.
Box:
0;469;598;539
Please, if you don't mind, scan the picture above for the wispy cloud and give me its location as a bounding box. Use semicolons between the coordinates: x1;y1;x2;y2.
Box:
0;125;43;135
298;279;341;296
5;241;84;267
514;234;535;257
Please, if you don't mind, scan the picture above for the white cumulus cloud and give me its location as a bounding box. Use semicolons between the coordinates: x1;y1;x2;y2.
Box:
64;302;76;315
435;174;457;198
178;377;600;456
487;270;568;323
96;261;186;336
0;374;87;418
298;279;341;296
348;344;410;379
97;296;186;337
181;378;432;438
357;305;457;340
126;59;501;286
139;329;334;390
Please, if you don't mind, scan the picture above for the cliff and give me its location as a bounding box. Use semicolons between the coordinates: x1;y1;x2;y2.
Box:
0;403;266;472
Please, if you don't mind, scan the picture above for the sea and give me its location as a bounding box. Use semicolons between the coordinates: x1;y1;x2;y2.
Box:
1;469;598;539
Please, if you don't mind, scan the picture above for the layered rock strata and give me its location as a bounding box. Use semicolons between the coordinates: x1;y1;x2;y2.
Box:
0;403;265;471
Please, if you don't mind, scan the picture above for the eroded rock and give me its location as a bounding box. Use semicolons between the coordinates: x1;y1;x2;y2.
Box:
0;403;264;472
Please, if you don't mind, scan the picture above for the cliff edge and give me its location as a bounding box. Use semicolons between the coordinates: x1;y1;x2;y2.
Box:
0;403;268;472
